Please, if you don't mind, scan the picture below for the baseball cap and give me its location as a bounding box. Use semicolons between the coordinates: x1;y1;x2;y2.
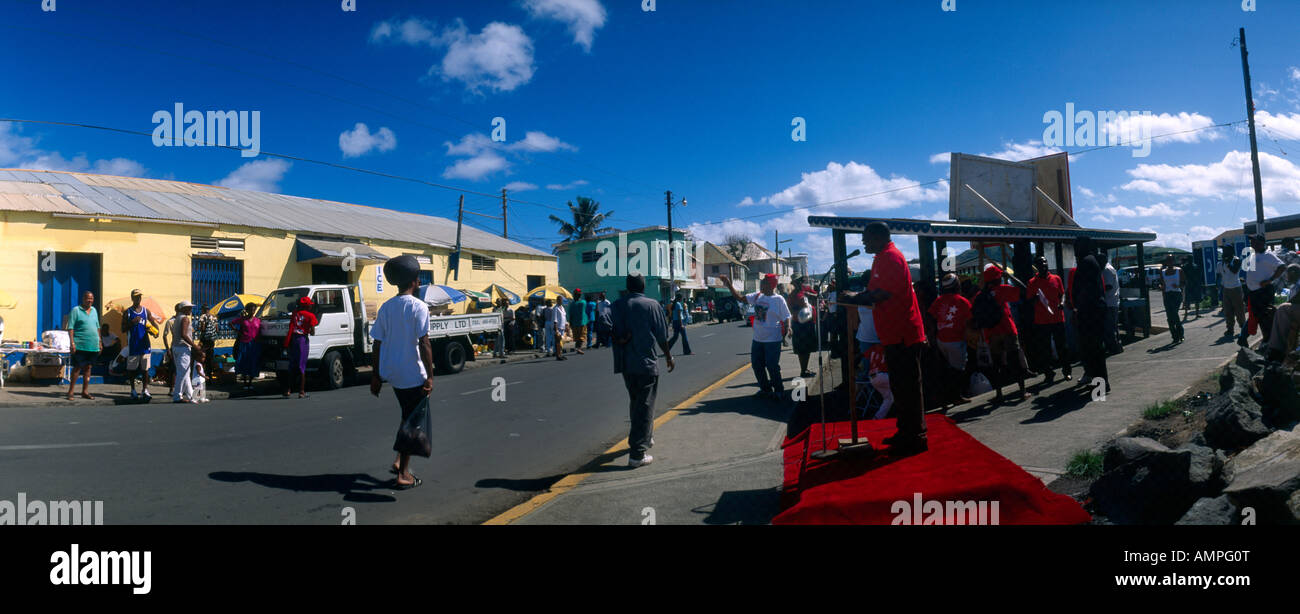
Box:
130;289;143;297
177;300;194;309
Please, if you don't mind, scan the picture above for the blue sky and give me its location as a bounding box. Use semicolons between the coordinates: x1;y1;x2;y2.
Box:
3;0;1300;272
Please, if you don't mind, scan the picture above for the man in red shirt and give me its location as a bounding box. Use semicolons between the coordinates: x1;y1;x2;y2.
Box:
975;264;1031;403
839;222;927;454
1026;255;1072;384
928;274;973;407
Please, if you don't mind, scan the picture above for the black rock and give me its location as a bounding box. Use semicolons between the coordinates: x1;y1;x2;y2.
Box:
1090;437;1208;524
1222;427;1300;524
1257;364;1300;429
1236;347;1267;376
1175;495;1240;525
1204;386;1271;451
1219;363;1252;394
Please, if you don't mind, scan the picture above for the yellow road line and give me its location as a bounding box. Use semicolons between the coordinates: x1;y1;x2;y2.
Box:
483;363;751;525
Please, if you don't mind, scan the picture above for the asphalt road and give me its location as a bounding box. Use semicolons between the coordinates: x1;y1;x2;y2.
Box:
0;321;755;525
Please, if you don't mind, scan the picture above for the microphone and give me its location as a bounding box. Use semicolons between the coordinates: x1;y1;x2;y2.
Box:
845;248;861;260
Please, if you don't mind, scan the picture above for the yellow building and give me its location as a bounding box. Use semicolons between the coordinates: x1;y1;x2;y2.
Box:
0;169;556;344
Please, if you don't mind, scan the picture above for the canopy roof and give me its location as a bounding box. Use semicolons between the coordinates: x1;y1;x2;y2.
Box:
806;216;1156;246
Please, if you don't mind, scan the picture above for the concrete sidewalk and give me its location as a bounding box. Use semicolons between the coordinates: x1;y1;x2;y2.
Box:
507;348;805;525
951;302;1237;482
504;303;1244;524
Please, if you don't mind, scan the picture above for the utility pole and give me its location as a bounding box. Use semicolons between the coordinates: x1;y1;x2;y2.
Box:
452;194;464;282
666;190;674;292
501;188;509;239
774;230;790;279
665;191;685;297
1240;27;1266;235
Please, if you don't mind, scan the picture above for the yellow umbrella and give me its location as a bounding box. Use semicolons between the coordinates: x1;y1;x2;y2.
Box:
526;285;572;302
0;289;16;309
210;294;265;318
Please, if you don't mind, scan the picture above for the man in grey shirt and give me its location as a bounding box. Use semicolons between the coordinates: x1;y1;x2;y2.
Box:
611;274;675;467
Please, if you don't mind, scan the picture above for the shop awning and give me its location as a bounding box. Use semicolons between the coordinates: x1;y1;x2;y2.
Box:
294;237;389;265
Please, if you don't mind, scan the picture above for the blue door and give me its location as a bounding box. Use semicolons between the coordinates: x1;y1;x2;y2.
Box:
37;252;102;337
192;258;244;340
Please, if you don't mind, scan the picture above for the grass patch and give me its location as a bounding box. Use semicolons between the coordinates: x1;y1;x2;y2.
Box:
1143;400;1177;420
1065;450;1104;479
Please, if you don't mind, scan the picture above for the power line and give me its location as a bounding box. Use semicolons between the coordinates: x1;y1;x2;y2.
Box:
689;120;1246;228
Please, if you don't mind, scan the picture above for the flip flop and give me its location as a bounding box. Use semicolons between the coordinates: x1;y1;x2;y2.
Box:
393;476;422;490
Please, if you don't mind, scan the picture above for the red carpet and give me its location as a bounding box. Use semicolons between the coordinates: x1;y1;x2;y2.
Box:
773;415;1091;525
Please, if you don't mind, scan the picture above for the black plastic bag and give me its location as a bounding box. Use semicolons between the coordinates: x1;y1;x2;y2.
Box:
393;396;432;458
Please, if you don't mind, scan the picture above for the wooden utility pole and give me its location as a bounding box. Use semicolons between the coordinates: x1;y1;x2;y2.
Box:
1240;27;1266;234
453;194;464;281
665;190;675;296
501;188;509;239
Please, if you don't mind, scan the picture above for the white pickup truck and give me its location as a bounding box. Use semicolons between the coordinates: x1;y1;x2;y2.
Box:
255;283;503;389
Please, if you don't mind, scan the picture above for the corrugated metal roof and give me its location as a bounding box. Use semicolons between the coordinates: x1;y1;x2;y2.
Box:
0;169;551;258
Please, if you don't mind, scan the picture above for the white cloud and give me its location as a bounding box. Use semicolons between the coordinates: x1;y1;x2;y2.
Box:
215;159;290;192
440;130;576;180
443;151;507;180
763;161;947;211
1103;111;1222;146
930;140;1062;165
370;17;443;46
0;123;147;177
1087;202;1185;221
1122;150;1300;203
371;18;535;94
523;0;607;52
338;123;396;158
507;131;575;152
439;21;535;93
736;196;756;207
502;181;538;192
1144;225;1235;249
546;179;589;190
1257;110;1300;141
1078;186;1096;198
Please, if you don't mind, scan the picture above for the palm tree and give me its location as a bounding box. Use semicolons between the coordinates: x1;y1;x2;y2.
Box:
549;196;617;241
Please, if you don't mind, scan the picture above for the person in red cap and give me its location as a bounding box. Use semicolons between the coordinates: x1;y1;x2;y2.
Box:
718;271;791;400
282;295;318;398
972;263;1030;403
838;222;928;454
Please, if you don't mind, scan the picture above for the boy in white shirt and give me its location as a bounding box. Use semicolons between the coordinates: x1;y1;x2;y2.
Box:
370;255;436;490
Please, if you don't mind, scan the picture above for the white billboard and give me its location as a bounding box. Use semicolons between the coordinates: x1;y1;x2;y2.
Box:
948;153;1037;224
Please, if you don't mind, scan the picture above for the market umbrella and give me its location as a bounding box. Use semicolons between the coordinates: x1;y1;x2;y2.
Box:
526;285;572;302
486;284;521;305
416;284;467;306
0;289;16;309
102;296;167;346
209;293;265;319
461;288;492;307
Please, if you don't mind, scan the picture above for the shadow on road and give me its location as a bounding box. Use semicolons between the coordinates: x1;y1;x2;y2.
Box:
692;487;780;525
1019;386;1096;424
209;471;397;503
474;450;636;493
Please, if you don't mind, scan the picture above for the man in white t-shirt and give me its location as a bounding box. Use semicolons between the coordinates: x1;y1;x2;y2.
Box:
719;273;791;399
1100;252;1122;354
1245;235;1286;345
1218;248;1246;339
370;255;435;490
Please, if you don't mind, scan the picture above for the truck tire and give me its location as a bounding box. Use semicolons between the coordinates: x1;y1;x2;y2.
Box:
439;340;467;374
320;350;346;389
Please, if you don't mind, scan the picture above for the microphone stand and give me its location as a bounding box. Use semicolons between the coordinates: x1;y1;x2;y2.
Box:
810;249;871;460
